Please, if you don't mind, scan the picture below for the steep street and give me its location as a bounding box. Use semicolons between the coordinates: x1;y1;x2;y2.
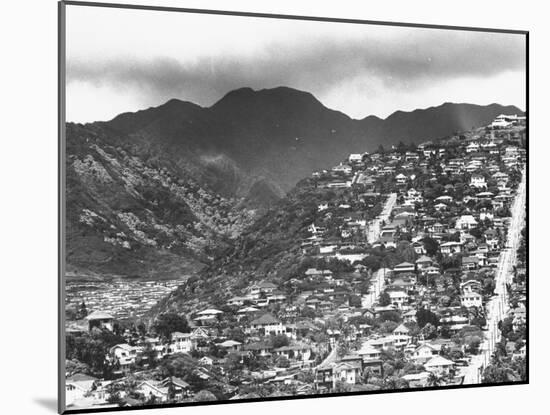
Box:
367;193;397;244
461;167;526;384
362;267;390;309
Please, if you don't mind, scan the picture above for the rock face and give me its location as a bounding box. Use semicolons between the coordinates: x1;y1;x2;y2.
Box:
65;86;523;278
65;123;259;278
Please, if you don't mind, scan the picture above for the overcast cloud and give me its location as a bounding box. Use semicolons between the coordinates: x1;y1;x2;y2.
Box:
65;5;526;122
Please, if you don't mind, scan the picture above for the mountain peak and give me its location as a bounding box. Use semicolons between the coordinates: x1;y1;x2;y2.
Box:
212;86;322;110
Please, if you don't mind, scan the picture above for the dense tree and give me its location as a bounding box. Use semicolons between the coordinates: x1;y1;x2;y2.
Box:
152;313;189;340
421;237;439;256
270;334;290;348
416;308;439;328
379;291;391;306
194;390;217;402
482;357;526;384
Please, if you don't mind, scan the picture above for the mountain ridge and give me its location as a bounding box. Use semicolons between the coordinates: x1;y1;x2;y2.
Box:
65;86;523;278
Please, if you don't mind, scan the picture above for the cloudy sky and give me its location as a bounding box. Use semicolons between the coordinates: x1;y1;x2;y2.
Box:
65;5;526;123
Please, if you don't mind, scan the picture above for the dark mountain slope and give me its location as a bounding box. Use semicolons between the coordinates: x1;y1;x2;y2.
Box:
98;87;522;193
357;102;523;148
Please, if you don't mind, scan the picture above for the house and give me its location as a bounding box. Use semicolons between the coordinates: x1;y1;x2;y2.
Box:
415;255;433;270
470;174;487;189
190;327;210;341
199;355;215;366
429;222;447;234
410;343;441;363
403;309;417;323
461;292;483;308
109;344;139;370
460;280;482;293
440;241;462;255
159;377;191;400
349;153;364;163
273;343;312;362
65;382;89;407
218;340;242;352
393;324;410;336
395;173;407;184
393;262;416;274
412;241;426;255
248;313;286;335
424;356;455;375
257;281;278;295
227;296;247;306
357;345;382;361
85;311;114;332
332;163;353;175
170;332;194;354
66;374;98;406
137;381;169;402
194;309;223;325
455;215;478;230
334;361;362;385
315;364;335;391
461;256;480;271
404;151;420;161
365;336;396;350
491;114;513;129
388;291;409;308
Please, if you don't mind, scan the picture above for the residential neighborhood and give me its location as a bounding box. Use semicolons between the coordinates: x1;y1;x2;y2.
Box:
65;115;527;409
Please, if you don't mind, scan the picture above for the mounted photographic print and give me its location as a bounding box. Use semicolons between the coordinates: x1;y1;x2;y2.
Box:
58;1;528;413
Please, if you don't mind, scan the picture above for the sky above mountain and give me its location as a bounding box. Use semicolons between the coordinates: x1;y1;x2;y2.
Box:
65;4;526;123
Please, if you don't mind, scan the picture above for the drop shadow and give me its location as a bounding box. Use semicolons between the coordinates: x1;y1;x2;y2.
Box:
34;398;58;413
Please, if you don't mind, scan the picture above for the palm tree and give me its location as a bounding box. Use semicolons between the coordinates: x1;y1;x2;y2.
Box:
427;372;442;387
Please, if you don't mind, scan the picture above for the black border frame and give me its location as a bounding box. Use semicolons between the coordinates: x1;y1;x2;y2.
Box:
58;1;529;414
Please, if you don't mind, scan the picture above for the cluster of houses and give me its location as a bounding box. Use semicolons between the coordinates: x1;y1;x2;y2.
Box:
66;117;526;408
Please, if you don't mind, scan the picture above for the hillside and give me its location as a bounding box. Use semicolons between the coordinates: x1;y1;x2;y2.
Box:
65;123;259;278
66;86;522;278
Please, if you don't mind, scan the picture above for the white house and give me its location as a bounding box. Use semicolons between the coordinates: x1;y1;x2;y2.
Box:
357;345;382;361
388;291;409;308
395;173;407;184
466;142;480;153
470;174;487;189
65;374;98;406
248;313;286;335
332;163;353;175
410;343;441;363
348;153;363;163
170;332;194;354
455;215;478;230
393;262;416;274
491;115;513;129
137;381;169;402
334;362;362;385
424;355;455;375
109;344;139;370
461;292;483;308
440;241;462;255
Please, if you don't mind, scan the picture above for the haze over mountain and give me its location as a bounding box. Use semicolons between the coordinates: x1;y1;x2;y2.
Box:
66;86;522;277
100;86;522;192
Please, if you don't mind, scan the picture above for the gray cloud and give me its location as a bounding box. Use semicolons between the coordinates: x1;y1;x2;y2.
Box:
67;30;525;114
